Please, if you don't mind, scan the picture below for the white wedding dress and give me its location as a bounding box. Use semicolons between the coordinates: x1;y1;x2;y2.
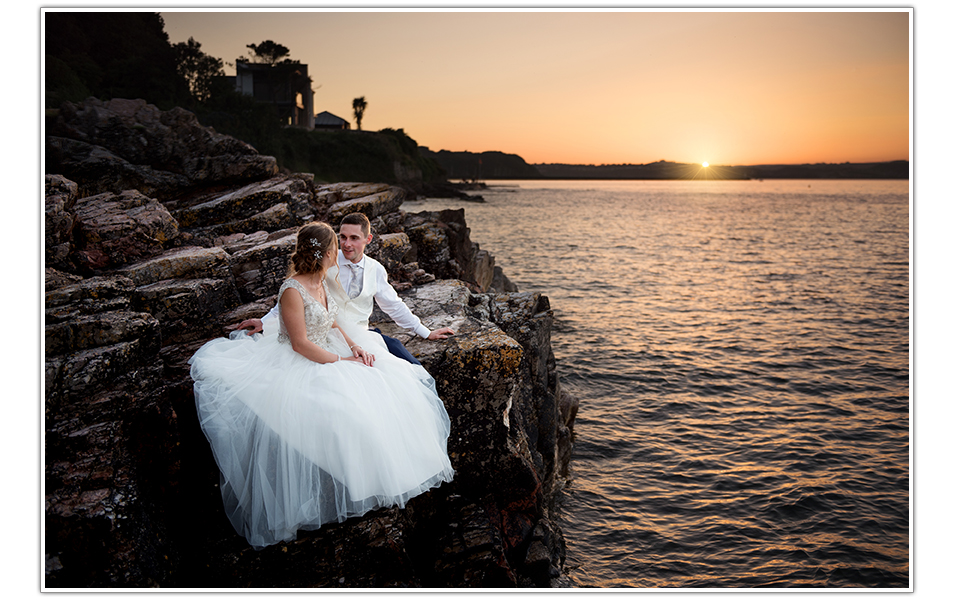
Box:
189;278;454;548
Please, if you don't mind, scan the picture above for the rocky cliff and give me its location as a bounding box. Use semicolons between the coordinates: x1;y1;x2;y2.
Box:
44;98;577;588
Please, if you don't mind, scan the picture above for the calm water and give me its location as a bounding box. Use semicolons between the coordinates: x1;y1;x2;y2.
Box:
405;179;910;588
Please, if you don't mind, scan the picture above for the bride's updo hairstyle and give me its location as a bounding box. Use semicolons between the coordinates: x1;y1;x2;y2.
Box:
287;222;338;277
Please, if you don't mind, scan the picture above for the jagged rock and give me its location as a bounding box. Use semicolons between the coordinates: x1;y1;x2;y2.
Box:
405;221;453;277
327;188;406;224
556;390;579;478
190;202;300;241
45;310;160;357
44;107;574;588
373;281;568;581
54;334;160;403
50;98;265;174
46;175;79;270
45;268;84;292
322;182;390;202
71;189;179;271
491;266;519;293
45;375;175;588
522;518;566;586
173;175;315;232
45;275;136;322
217;228;297;255
404;209;493;291
227;233;298;304
218;296;278;335
370;209;407;236
46;97;278;201
114;246;231;287
473;249;495;293
132;278;242;346
214;231;264;251
311;182;396;222
46;136;192;199
487;292;565;494
44;271;162;410
366;232;411;275
423;314;526;486
372;232;411;259
416;494;519;587
312;188;340;207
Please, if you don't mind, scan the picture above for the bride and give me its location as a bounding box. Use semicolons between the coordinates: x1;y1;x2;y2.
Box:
189;222;455;549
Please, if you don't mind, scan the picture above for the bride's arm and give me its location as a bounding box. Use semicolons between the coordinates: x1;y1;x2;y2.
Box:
281;288;357;364
332;322;375;366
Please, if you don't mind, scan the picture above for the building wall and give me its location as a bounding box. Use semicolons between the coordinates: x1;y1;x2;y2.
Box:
235;62;315;130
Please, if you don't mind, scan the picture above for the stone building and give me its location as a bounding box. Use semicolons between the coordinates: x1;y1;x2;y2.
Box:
232;59;315;129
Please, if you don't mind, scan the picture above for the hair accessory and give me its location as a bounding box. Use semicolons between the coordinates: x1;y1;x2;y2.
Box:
308;238;322;260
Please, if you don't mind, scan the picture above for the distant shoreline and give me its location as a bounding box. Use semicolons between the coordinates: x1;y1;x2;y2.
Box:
456;175;910;181
528;160;909;181
424;149;909;181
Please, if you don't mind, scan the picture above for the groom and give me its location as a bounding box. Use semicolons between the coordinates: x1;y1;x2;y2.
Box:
237;212;454;365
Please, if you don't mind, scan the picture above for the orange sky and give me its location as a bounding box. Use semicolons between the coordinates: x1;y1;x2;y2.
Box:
160;9;910;166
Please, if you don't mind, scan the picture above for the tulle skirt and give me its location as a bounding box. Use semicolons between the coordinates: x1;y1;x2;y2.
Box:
189;327;454;548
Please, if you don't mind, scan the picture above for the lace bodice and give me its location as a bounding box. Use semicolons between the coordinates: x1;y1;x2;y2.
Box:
277;278;339;350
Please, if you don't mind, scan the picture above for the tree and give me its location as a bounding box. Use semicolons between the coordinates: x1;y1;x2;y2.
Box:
245;40;292;65
44;12;189;109
173;37;225;103
352;96;368;131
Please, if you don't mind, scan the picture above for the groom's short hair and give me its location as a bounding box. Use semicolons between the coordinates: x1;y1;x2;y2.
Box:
340;212;371;237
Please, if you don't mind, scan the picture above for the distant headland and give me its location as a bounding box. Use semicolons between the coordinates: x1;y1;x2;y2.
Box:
421;149;909;181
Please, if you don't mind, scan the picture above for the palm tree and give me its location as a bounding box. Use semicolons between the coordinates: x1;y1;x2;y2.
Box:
352;96;367;130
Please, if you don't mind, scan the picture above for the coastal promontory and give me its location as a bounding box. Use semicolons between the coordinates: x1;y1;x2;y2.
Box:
44;98;577;588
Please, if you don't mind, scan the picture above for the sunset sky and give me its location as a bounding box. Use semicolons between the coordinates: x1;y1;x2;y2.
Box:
13;6;954;596
160;9;910;166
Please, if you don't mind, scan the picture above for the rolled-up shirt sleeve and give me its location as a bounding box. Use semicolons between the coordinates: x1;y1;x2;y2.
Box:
373;267;431;338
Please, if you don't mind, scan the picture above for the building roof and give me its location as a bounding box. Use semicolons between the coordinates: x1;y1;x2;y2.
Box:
314;111;349;126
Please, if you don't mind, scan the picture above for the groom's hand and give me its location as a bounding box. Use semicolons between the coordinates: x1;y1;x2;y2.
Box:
237;318;264;334
427;327;455;340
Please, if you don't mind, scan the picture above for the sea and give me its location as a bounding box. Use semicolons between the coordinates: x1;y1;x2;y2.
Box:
404;179;910;589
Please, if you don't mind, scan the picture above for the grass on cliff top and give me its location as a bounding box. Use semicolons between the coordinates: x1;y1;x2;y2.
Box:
263;128;446;185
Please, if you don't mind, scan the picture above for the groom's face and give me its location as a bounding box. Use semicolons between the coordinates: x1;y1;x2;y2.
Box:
339;224;372;264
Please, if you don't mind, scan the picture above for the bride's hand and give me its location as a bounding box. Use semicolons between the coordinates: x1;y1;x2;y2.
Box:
352;345;374;366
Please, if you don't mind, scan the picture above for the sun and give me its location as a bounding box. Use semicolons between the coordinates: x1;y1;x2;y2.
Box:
702;162;709;168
